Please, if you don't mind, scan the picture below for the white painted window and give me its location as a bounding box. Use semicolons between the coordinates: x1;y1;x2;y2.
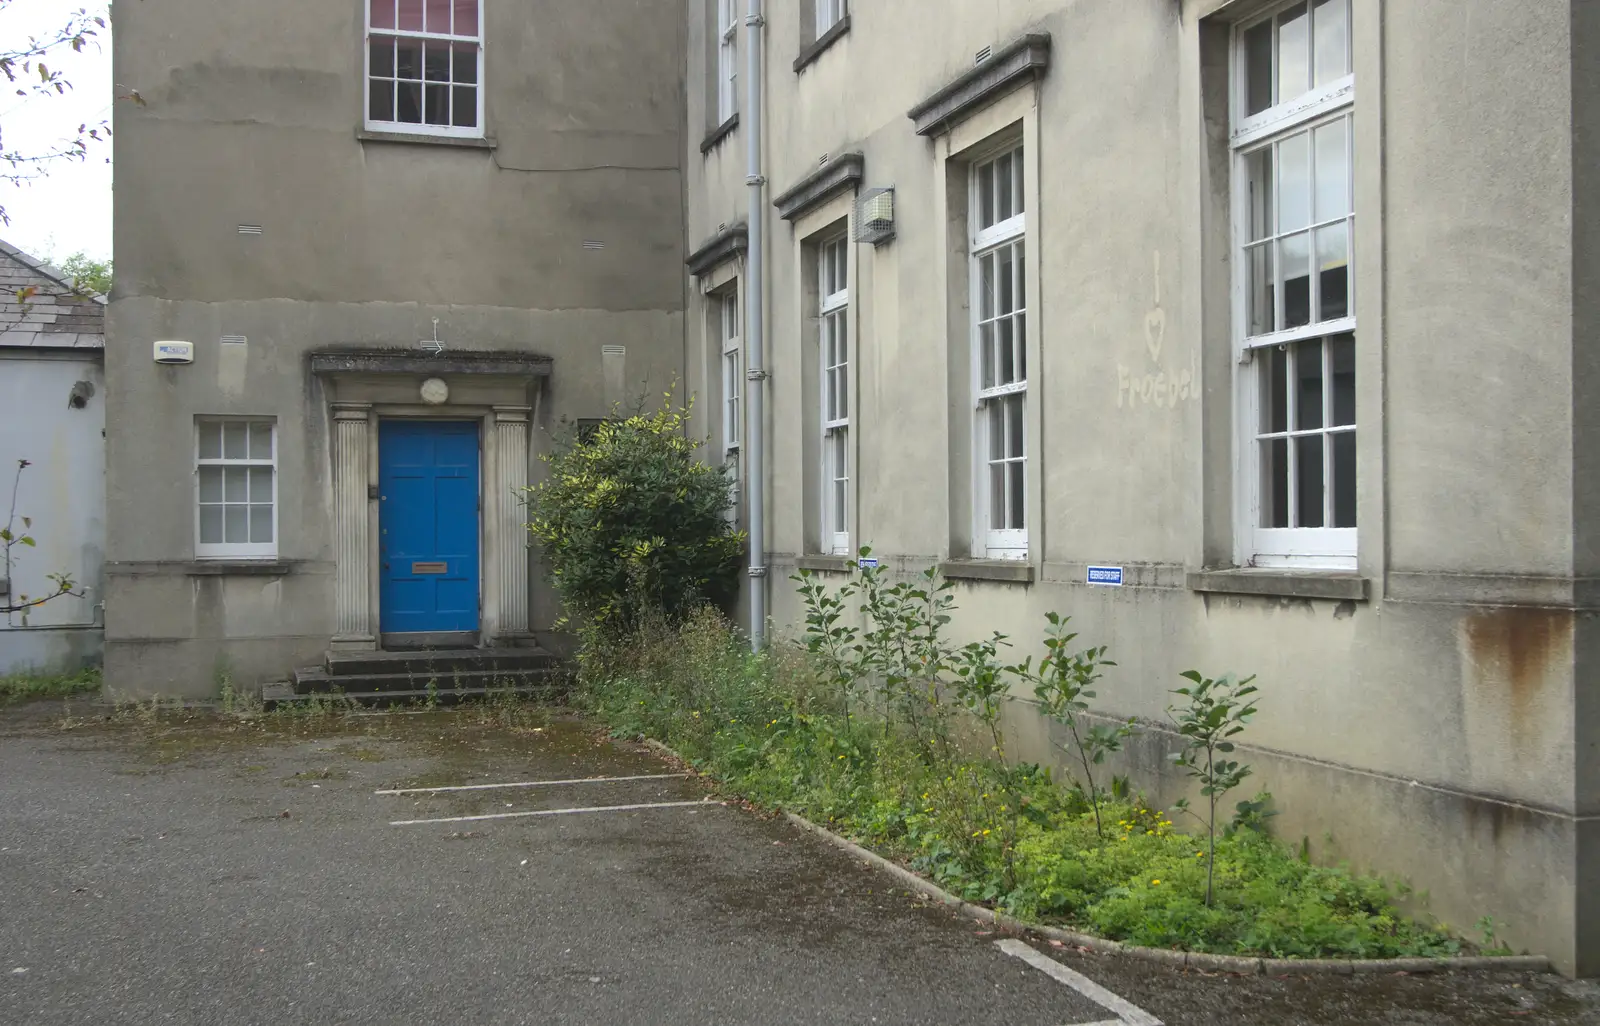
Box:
971;144;1027;560
366;0;484;138
196;420;277;560
816;0;847;37
1233;0;1355;568
718;0;739;123
819;236;850;556
720;289;742;456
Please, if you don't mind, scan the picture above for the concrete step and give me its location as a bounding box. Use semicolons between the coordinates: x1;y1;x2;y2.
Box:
294;665;562;696
262;682;556;711
323;648;558;677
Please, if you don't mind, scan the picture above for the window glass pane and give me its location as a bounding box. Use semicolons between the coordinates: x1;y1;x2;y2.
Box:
997;245;1015;315
225;505;249;544
1008;463;1025;529
369;80;395;121
452;86;477;128
248;466;274;502
1277;130;1311;232
1016;248;1026;312
979;323;996;390
397;40;422;79
1243;18;1273;116
224;466;248;502
223;422;248;459
1313;0;1349;87
1261;438;1288;528
453;0;478;35
249;423;273;459
198;423;222;460
1273;230;1312;326
1295;434;1325;527
199;467;223;503
1247;243;1273;337
1331;430;1357;527
250;505;274;544
837;321;849;419
424;41;450;81
1246;147;1273;241
1280;231;1311;329
1329;333;1355;425
1015;312;1027;381
1295;339;1324;430
979;253;995;320
988;402;1005;461
1013;150;1025;216
371;0;397;30
425;84;449;125
398;0;423;32
997;319;1016;385
1006;394;1024;459
978;162;995;230
1314;119;1349;221
996;152;1013;221
1316;222;1349;321
1277;3;1310;104
425;0;450;33
397;81;422;122
1260;345;1288;434
452;43;477;84
370;37;395;77
199;506;223;545
990;464;1006;528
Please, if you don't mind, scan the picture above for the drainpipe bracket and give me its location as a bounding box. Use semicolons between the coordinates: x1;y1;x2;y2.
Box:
745;369;770;382
744;13;766;27
748;566;769;579
745;174;767;186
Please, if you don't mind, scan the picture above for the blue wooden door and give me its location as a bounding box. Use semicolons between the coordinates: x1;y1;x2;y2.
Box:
379;420;481;634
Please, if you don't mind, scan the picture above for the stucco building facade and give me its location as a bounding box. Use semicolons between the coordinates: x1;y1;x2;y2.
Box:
683;0;1600;976
107;1;686;688
110;0;1598;974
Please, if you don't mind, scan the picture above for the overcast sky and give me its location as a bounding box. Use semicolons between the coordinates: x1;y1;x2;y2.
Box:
1;0;112;264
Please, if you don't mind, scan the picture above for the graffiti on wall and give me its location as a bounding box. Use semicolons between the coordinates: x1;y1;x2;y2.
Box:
1116;251;1198;410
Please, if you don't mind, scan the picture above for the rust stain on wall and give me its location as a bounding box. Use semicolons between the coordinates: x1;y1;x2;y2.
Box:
1463;607;1572;749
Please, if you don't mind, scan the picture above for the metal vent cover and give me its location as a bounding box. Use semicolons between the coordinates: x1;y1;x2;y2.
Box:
220;334;248;345
975;45;993;64
853;187;895;246
237;224;263;235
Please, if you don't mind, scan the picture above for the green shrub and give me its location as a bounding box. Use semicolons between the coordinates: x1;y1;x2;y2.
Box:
525;394;744;637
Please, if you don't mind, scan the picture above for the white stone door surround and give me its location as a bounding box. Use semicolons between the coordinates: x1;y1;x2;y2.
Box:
313;350;548;651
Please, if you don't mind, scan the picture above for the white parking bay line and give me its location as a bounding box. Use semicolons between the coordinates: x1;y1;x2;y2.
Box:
995;939;1163;1026
376;773;689;796
389;799;721;827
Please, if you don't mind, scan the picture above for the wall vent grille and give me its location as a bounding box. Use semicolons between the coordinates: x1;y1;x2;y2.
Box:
975;45;993;64
237;224;263;235
220;335;248;345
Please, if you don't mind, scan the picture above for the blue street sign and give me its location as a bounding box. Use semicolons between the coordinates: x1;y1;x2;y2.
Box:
1086;566;1124;587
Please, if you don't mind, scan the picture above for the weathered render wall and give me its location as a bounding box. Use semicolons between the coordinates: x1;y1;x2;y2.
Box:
0;244;106;676
108;1;687;693
685;0;1596;973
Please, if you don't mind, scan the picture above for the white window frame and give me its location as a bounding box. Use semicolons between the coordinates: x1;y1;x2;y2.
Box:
195;419;278;561
720;289;742;457
819;235;850;556
1231;0;1356;570
718;0;739;124
970;143;1028;560
815;0;848;37
364;0;485;140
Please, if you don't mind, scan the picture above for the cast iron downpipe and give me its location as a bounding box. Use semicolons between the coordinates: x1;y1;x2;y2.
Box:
744;0;767;649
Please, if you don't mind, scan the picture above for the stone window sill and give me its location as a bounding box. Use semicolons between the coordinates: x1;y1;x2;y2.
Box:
701;114;739;155
184;560;296;577
1187;569;1368;601
795;554;855;574
794;15;850;73
939;560;1035;584
356;128;497;151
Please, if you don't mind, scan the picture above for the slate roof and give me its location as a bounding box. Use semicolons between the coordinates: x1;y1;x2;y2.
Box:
0;238;106;350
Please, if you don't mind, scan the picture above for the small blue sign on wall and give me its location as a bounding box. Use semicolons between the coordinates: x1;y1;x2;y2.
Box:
1086;566;1124;587
858;557;880;569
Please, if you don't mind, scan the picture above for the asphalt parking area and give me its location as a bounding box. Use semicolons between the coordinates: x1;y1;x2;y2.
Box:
1;703;1595;1026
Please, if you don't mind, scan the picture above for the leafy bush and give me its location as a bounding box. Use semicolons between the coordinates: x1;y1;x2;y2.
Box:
525;394;744;636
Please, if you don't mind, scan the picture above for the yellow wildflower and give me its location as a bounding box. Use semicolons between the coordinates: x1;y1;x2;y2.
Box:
1151;879;1161;886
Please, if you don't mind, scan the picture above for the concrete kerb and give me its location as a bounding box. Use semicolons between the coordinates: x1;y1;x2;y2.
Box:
637;738;1552;976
